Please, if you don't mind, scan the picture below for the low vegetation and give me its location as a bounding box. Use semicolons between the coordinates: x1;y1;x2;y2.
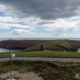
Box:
0;61;80;80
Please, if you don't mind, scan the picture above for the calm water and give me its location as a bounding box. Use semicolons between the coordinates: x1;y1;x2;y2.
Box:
0;48;22;53
77;48;80;52
0;48;80;53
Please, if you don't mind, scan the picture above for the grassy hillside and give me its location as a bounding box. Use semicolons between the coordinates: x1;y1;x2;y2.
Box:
25;40;74;51
0;40;80;51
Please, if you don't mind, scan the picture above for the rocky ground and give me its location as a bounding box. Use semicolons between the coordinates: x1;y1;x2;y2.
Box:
0;71;43;80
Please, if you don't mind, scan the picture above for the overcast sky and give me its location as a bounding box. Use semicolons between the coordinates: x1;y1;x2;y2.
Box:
0;0;80;38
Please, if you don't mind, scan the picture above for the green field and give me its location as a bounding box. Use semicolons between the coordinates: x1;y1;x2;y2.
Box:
0;51;80;58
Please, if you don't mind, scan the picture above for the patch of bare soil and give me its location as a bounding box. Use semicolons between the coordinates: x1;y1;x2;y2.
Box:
0;71;43;80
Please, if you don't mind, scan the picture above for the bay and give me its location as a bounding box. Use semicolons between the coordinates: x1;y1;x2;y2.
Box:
0;48;22;53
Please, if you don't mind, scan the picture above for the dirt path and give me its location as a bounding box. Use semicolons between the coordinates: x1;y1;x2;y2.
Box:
0;57;80;62
0;71;43;80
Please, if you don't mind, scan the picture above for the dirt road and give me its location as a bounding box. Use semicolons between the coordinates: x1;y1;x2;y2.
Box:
0;57;80;62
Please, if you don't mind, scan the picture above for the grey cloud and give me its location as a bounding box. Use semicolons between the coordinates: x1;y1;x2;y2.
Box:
11;30;20;35
0;0;80;20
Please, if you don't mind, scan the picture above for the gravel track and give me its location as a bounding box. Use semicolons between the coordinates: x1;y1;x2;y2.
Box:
0;57;80;62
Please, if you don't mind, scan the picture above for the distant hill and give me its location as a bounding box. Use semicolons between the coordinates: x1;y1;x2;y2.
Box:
0;40;80;52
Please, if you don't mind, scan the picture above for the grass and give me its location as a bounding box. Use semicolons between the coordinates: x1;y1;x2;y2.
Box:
0;61;80;80
26;40;65;51
0;51;80;58
16;51;80;58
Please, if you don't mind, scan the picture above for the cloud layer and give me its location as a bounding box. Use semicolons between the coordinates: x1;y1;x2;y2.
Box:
0;0;80;38
0;0;80;20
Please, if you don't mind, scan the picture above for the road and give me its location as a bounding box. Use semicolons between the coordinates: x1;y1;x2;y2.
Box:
0;57;80;62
